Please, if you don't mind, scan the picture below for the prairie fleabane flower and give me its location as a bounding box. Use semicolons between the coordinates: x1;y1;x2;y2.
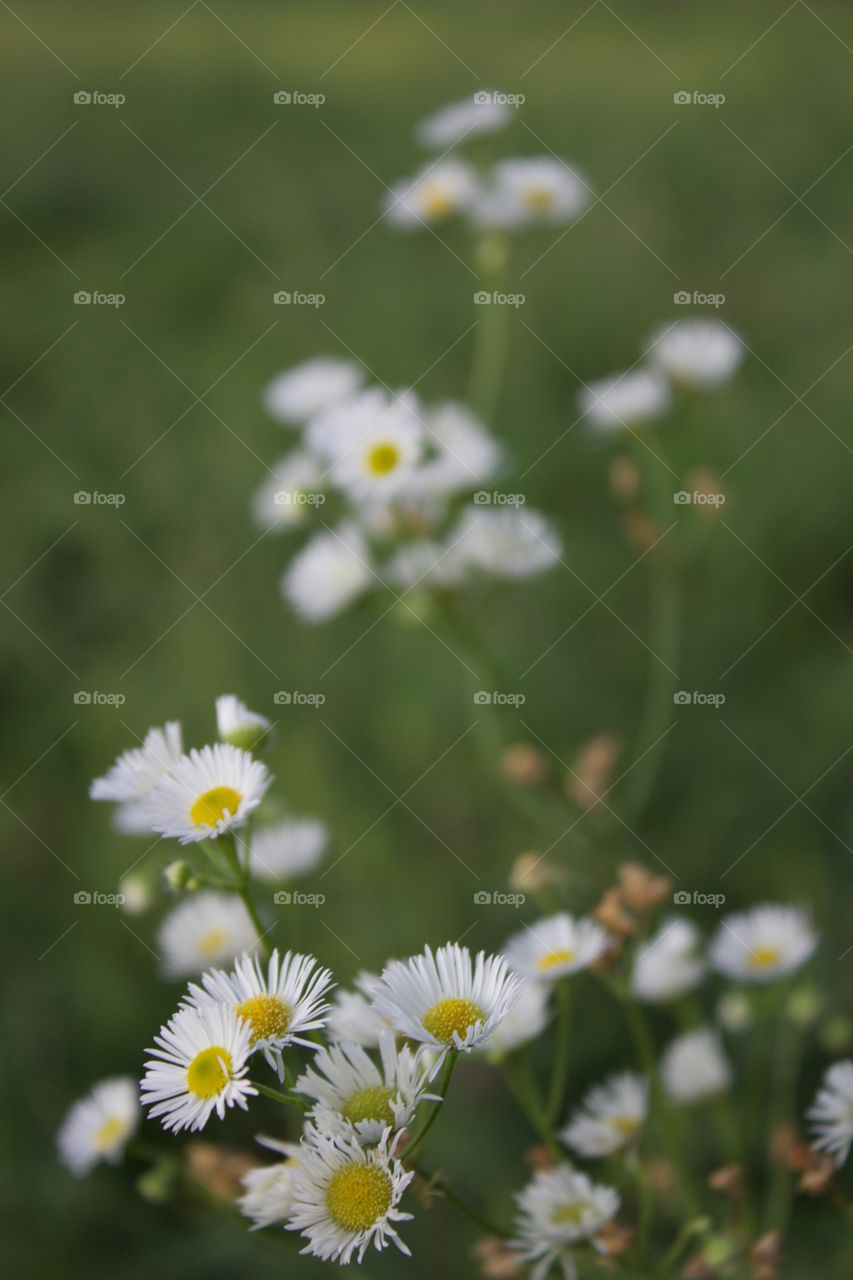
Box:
416;93;512;150
263;356;364;425
281;522;374;623
250;816;328;882
451;507;562;579
560;1073;649;1159
286;1127;414;1264
579;368;671;433
327;971;394;1048
661;1028;732;1104
631;917;705;1003
215;695;271;753
141;743;270;845
477;978;550;1057
504;913;612;982
371;943;521;1056
384;158;478;228
419;400;504;496
710;904;817;984
158;891;258;979
186;948;333;1076
251;451;325;532
477;156;590;229
328;398;424;502
57;1077;140;1177
512;1164;620;1280
239;1136;302;1228
90;721;184;833
807;1060;853;1167
141;1002;256;1133
646;319;744;390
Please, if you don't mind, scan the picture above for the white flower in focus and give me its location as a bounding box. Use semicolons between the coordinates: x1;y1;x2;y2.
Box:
215;695;271;752
384;158;479;228
560;1073;649;1159
371;943;522;1056
329;397;424;501
452;506;562;579
579;368;671;433
57;1077;140;1177
141;1002;256;1133
477;978;550;1056
239;1136;302;1229
141;744;270;845
512;1163;620;1280
282;523;374;624
286;1127;414;1264
263;357;364;425
419;401;504;496
327;972;393;1048
186;948;334;1076
250;817;329;882
296;1029;434;1144
807;1060;853;1167
661;1028;732;1104
647;320;744;390
477;156;591;229
158;891;259;979
631;917;705;1004
416;93;512;149
504;913;612;982
251;451;325;531
90;722;183;805
709;904;818;984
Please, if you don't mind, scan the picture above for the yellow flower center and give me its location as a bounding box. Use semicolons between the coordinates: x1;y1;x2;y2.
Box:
366;442;401;475
553;1201;591;1226
420;186;455;220
536;948;575;972
197;928;228;958
749;945;782;970
186;1045;232;1098
95;1116;124;1151
610;1115;640;1137
422;997;486;1045
190;785;242;828
325;1164;393;1231
235;994;291;1044
524;186;554;213
342;1086;396;1127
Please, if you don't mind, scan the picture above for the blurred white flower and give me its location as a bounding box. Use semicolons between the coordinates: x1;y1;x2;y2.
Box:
141;1002;256;1133
90;721;183;805
807;1060;853;1166
631;917;705;1003
418;400;504;496
710;904;818;984
215;694;271;752
384;158;479;228
477;978;550;1056
327;972;394;1048
158;891;258;979
141;744;270;844
416;93;512;149
383;538;468;592
239;1136;302;1229
452;506;562;578
251;451;325;531
661;1028;732;1103
263;357;364;425
579;368;671;433
329;397;424;501
647;319;744;389
477;156;591;229
561;1072;649;1159
251;817;328;882
282;523;374;623
512;1163;619;1280
504;912;612;981
57;1077;140;1177
717;990;753;1033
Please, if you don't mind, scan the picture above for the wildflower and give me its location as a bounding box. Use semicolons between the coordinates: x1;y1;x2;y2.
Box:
579;368;671;433
141;743;271;844
512;1163;620;1280
251;451;325;531
710;904;817;983
281;522;374;623
158;892;258;979
263;356;364;425
477;157;590;229
250;817;329;882
57;1077;140;1176
478;979;551;1057
327;971;394;1048
215;695;271;753
661;1028;732;1104
646;319;744;390
631;918;705;1003
451;506;562;578
140;1003;256;1133
504;913;612;981
807;1060;853;1166
384;158;479;228
416;93;512;150
560;1073;649;1159
239;1136;302;1228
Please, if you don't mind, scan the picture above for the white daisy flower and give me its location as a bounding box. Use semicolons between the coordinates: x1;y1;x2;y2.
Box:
251;451;325;531
416;93;512;150
384;158;479;228
90;721;183;805
262;356;364;425
477;978;551;1057
371;942;522;1056
186;948;334;1076
57;1077;140;1177
295;1029;434;1144
807;1060;853;1167
327;971;394;1048
560;1072;649;1159
512;1163;620;1280
477;156;591;229
631;917;706;1004
281;522;374;624
419;400;504;496
709;904;818;984
452;506;562;579
383;538;468;592
158;891;259;979
215;695;271;753
661;1028;732;1104
647;320;744;390
239;1136;302;1228
286;1127;414;1264
141;743;271;845
504;913;612;982
112;801;157;836
250;817;329;882
579;368;671;433
141;1002;256;1133
329;397;424;501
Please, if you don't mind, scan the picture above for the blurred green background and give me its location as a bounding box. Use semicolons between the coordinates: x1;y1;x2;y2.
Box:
3;1;853;1275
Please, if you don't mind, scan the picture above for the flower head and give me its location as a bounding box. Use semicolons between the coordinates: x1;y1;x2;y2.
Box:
477;156;590;229
807;1060;853;1167
647;320;744;390
239;1136;302;1228
250;817;328;882
251;451;325;532
90;722;183;830
384;158;478;228
141;1002;256;1133
452;506;562;579
215;695;271;753
477;978;551;1057
661;1028;732;1104
328;394;424;501
504;913;612;982
57;1077;140;1177
631;917;705;1003
327;971;394;1048
710;904;818;984
416;93;512;150
263;356;364;425
158;891;258;979
281;522;374;623
580;368;671;433
560;1073;648;1159
512;1163;620;1280
141;743;270;845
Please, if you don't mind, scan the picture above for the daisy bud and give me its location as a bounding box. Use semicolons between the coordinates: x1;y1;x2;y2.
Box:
163;860;193;892
215;695;272;754
789;1147;835;1196
501;743;550;787
566;733;621;810
685;467;725;518
599;1220;634;1258
185;1142;257;1203
525;1143;559;1171
593;887;636;938
786;985;822;1027
471;1237;524;1278
118;872;154;916
617;862;672;912
707;1165;744;1198
508;853;563;894
623;510;659;554
608;454;641;502
820;1014;853;1054
751;1231;782;1280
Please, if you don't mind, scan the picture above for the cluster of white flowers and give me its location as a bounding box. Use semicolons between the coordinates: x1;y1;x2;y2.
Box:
254;361;561;623
383;93;591;234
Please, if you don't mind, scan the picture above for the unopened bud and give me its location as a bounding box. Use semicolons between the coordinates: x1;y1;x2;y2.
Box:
594;887;636;937
566;733;621;810
502;743;550;787
618;862;671;911
509;852;563;894
609;454;641;502
786;985;821;1028
708;1164;744;1197
163;860;193;892
717;991;753;1033
685;467;725;519
820;1014;853;1054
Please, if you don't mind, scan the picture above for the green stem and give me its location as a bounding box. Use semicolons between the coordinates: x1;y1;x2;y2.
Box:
468;232;511;421
763;1008;803;1235
252;1081;307;1111
547;979;572;1126
420;1167;509;1237
502;1052;558;1154
220;831;272;956
399;1050;457;1161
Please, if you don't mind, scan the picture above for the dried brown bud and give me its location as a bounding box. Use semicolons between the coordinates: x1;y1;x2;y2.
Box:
645;1158;676;1196
509;853;565;894
708;1164;744;1197
787;1144;836;1196
502;743;550;787
770;1122;798;1167
599;1220;634;1258
594;887;637;937
526;1143;558;1171
618;862;672;912
685;467;726;518
623;510;659;554
566;733;621;811
609;454;641;502
472;1237;524;1278
409;1167;442;1208
751;1231;782;1280
682;1254;715;1280
185;1142;256;1202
